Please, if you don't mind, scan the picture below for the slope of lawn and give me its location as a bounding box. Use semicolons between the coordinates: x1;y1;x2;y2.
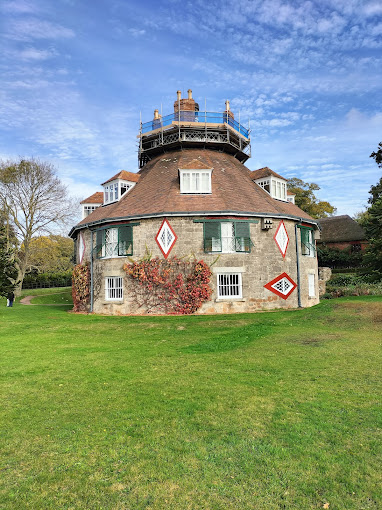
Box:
24;287;73;305
0;292;381;509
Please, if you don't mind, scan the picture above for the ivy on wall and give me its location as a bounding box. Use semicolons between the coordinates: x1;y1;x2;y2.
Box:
72;262;90;312
123;256;212;314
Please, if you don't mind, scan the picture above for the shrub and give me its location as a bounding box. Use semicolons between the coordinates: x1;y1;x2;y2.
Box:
317;246;363;269
22;270;72;289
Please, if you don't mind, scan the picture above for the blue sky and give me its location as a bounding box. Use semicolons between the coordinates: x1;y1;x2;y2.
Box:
1;0;381;217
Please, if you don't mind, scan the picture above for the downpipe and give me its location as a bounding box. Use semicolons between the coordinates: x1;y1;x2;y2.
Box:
295;222;302;308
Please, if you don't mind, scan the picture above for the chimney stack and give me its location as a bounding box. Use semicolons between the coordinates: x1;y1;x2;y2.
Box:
177;90;181;101
174;88;199;115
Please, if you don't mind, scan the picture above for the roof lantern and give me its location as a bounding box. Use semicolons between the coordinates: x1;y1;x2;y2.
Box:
139;89;251;168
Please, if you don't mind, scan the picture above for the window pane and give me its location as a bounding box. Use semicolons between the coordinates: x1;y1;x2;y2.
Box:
221;222;235;253
182;172;190;192
193;172;199;192
218;273;242;298
201;172;210;192
106;276;123;300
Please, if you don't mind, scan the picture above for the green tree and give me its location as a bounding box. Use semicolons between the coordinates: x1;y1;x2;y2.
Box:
370;141;382;168
0;158;75;290
26;235;74;273
0;225;18;298
362;176;382;280
287;178;336;218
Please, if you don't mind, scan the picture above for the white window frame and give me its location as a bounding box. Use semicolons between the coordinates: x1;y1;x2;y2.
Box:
103;179;135;204
105;276;123;301
217;273;242;299
82;204;100;219
179;169;212;194
308;273;315;298
103;228;119;258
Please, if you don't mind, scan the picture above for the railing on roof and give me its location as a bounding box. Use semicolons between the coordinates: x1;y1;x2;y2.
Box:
141;111;250;139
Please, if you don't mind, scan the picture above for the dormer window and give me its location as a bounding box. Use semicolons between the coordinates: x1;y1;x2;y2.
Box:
103;179;134;204
256;176;287;201
101;170;139;205
179;168;212;194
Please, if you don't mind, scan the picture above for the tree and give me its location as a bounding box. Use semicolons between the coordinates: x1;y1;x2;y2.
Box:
0;158;75;290
26;235;74;273
362;176;382;280
370;141;382;168
0;225;18;298
287;178;336;218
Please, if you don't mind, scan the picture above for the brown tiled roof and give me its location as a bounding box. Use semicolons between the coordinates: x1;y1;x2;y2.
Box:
180;158;212;170
287;190;295;196
102;170;140;185
80;192;104;205
250;167;286;181
72;149;316;233
318;215;366;243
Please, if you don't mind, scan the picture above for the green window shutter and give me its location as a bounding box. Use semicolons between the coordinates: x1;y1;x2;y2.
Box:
96;229;104;259
234;222;252;252
118;226;133;256
300;227;315;255
204;222;221;252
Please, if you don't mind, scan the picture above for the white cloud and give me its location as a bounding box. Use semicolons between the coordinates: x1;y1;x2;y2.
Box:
6;18;75;41
128;28;146;37
363;2;382;17
0;0;37;13
19;47;57;60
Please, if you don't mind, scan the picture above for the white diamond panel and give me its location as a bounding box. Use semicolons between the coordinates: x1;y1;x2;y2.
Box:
274;221;289;257
271;277;293;296
156;221;176;255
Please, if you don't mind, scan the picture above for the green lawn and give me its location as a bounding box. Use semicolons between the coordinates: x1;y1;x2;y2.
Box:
1;292;381;509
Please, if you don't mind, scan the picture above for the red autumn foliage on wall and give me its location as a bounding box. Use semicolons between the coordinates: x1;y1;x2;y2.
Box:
72;262;90;312
123;256;212;314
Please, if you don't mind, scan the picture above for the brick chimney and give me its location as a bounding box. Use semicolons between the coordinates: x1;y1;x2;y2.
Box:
174;89;199;113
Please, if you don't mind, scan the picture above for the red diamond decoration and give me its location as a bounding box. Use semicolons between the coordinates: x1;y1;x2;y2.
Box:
264;272;297;300
274;220;289;258
155;219;178;259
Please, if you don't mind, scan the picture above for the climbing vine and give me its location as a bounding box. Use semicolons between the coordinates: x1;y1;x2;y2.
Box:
72;262;90;312
123;256;212;314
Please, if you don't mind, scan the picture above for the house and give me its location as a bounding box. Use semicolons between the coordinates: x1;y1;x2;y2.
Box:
317;215;367;252
69;90;320;315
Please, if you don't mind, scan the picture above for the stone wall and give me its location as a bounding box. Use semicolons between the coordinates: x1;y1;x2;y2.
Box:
76;216;319;315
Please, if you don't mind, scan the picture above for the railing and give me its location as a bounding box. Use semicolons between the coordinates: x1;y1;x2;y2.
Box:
141;111;250;138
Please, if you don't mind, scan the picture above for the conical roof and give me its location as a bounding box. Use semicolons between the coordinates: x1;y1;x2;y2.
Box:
71;149;315;234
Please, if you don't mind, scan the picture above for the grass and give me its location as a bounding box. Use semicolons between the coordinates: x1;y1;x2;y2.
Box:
0;290;381;509
23;287;73;305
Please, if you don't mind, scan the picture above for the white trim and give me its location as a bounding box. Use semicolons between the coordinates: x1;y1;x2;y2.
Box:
308;273;315;298
217;273;243;299
105;276;123;301
179;168;212;194
213;266;246;273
